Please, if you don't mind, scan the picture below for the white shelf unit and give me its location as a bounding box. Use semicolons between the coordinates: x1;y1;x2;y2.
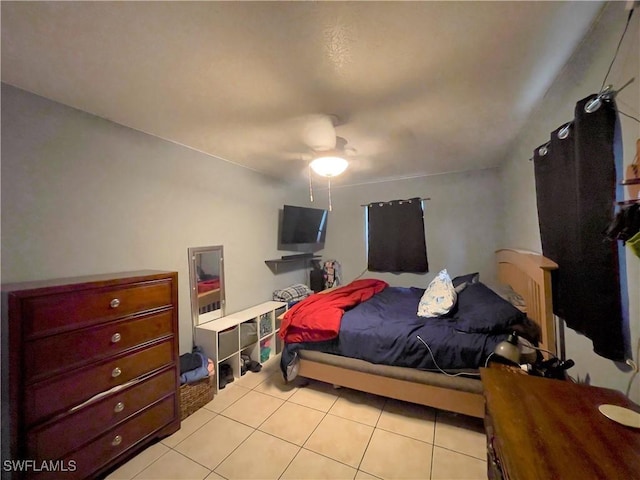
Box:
195;301;287;393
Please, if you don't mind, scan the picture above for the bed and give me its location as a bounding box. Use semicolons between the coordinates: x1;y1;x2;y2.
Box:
279;249;558;418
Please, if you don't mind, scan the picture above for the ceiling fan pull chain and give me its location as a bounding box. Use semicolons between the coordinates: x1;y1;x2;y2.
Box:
308;163;314;202
328;177;333;212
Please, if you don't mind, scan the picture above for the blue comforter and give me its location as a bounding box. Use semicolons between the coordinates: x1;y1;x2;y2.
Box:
281;286;514;375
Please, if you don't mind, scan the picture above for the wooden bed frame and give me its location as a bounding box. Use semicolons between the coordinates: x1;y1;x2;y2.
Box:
198;287;221;312
295;249;558;418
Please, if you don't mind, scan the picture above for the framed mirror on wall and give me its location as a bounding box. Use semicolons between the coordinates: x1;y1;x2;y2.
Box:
188;245;225;328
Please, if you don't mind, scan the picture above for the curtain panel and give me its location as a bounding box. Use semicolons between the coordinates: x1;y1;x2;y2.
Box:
367;198;428;273
534;95;625;361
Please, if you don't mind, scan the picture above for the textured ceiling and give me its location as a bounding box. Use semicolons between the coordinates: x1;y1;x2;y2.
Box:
1;1;604;186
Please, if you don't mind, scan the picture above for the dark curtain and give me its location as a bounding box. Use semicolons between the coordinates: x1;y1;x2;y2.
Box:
534;95;625;361
367;198;428;273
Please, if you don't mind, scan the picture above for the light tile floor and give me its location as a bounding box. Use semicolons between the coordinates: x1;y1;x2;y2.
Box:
107;359;487;480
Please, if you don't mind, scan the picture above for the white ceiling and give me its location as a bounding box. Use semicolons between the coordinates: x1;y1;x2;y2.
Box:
1;1;604;186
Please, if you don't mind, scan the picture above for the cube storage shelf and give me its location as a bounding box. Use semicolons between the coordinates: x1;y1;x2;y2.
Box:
195;301;287;393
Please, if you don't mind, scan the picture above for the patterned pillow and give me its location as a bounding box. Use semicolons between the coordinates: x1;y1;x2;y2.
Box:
417;269;457;317
272;284;313;303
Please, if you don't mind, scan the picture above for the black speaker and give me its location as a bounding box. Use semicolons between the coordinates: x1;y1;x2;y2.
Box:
310;268;324;293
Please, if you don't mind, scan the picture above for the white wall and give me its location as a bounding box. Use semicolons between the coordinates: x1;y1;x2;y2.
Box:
1;84;305;353
500;3;639;402
291;168;503;288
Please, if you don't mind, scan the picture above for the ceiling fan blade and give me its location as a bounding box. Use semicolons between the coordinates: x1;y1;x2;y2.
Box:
335;136;348;150
302;114;337;151
280;152;305;162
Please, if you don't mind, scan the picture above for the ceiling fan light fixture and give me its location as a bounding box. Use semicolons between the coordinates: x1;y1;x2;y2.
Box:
310;155;348;177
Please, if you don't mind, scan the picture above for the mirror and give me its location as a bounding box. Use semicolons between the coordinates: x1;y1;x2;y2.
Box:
188;245;225;327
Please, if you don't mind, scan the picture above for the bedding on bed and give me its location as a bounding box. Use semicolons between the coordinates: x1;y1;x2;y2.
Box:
281;281;533;380
278;279;388;344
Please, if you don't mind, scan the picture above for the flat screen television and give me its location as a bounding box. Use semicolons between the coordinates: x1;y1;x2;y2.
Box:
278;205;328;252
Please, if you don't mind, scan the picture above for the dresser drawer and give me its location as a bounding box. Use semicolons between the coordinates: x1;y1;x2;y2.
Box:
26;340;174;426
27;368;176;462
29;395;176;480
22;279;174;338
25;309;174;383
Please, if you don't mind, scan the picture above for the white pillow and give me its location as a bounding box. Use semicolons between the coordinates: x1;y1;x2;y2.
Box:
417;269;457;317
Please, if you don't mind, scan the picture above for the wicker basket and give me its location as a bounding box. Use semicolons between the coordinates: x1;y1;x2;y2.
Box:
180;374;214;420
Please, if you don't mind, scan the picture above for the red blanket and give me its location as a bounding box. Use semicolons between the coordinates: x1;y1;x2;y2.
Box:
279;279;388;343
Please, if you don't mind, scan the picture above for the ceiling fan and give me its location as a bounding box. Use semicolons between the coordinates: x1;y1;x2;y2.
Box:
300;114;356;178
295;114;357;210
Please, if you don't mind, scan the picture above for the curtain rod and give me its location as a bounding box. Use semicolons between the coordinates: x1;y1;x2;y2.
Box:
360;197;430;207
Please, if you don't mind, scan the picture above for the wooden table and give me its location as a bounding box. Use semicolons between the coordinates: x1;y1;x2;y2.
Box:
481;366;640;480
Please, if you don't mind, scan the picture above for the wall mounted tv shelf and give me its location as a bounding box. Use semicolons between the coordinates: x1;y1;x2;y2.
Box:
264;255;321;273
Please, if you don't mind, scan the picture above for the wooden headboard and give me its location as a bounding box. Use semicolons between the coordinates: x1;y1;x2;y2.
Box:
496;249;558;356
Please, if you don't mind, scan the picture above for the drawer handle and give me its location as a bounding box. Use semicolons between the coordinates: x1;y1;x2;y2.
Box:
114;402;125;413
111;435;122;447
110;298;121;309
111;332;122;343
111;367;122;378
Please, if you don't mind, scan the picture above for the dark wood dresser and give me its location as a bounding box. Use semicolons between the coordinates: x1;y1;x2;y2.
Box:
481;366;640;480
1;271;180;480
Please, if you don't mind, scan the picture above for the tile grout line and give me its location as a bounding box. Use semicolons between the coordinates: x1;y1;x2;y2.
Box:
262;366;363;478
276;380;343;479
123;444;173;480
265;381;447;478
209;372;293;477
202;384;252;415
168;371;276;479
211;398;485;479
353;396;387;475
160;445;216;479
433;444;488;462
152;370;485;480
430;411;488;463
216;368;331;479
279;383;345;478
163;411;218;450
